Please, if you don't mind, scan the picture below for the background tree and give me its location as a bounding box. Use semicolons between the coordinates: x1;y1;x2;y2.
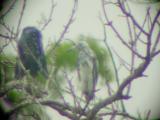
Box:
0;0;160;120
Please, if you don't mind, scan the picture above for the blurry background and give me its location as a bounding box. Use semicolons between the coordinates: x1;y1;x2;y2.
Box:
0;0;160;119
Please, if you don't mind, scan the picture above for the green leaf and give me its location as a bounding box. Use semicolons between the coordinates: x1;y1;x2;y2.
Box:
7;89;25;103
47;42;79;70
48;73;64;99
55;42;78;70
0;54;16;85
17;104;50;120
79;36;114;82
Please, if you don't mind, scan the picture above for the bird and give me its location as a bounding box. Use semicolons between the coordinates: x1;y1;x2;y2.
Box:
15;27;48;79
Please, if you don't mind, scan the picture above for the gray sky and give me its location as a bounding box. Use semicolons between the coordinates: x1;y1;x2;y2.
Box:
1;0;160;119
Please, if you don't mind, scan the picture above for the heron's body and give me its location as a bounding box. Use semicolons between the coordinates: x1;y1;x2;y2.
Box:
16;27;48;78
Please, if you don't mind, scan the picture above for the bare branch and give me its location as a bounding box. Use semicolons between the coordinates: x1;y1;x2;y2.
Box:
0;0;17;19
88;1;160;119
54;0;78;48
145;110;151;120
15;0;27;38
0;41;10;53
133;7;149;44
41;100;78;120
117;0;149;36
65;73;81;113
87;58;150;119
41;0;56;31
151;31;160;54
151;49;160;58
102;0;145;59
87;93;130;119
146;10;160;57
99;111;137;120
0;33;13;39
99;16;127;112
112;48;132;71
0;19;16;35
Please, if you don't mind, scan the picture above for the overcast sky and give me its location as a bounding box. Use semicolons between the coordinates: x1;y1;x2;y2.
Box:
1;0;160;119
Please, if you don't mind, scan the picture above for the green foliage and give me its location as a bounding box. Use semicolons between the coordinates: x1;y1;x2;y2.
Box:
46;35;115;101
47;36;114;82
17;104;50;120
46;42;79;99
35;72;47;85
48;74;64;99
0;35;115;119
7;89;25;103
80;36;113;82
0;54;16;85
50;42;78;70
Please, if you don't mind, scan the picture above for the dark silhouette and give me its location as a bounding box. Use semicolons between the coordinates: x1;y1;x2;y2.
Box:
15;27;48;79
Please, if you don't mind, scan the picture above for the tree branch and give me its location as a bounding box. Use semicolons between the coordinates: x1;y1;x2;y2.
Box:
0;0;17;19
41;0;56;31
53;0;78;48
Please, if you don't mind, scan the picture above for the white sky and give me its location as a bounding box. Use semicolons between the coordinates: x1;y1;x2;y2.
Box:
1;0;160;119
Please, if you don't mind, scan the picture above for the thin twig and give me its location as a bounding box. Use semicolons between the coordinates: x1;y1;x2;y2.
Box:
53;0;78;49
99;111;137;120
102;0;145;59
15;0;27;38
117;0;149;36
0;0;17;19
41;0;56;31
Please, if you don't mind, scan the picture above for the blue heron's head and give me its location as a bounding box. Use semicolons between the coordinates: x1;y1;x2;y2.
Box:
19;26;43;53
21;27;42;43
